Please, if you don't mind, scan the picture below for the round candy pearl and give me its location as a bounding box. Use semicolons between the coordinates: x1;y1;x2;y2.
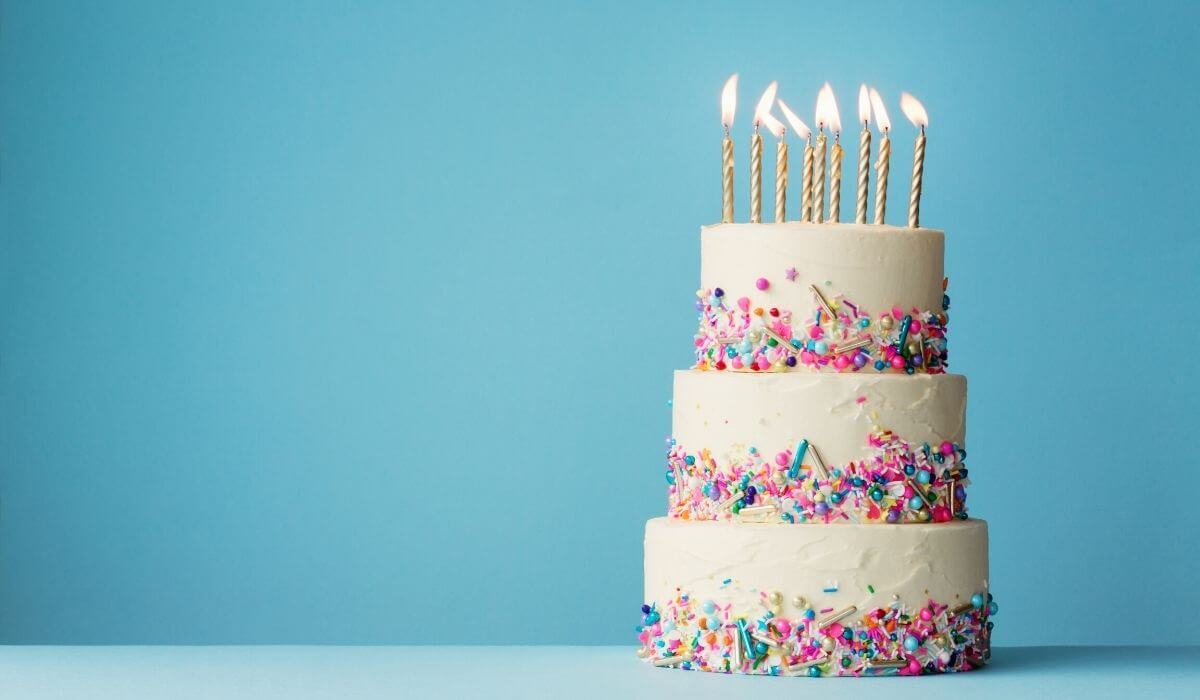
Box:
786;356;797;367
834;355;850;370
755;641;768;655
971;593;985;609
858;318;870;328
853;352;868;368
820;637;836;652
919;608;933;621
909;320;922;333
803;608;816;620
916;469;932;485
885;509;900;523
807;666;821;678
890;356;906;370
880;316;894;330
713;287;724;297
988;601;999;616
903;635;920;652
814;502;829;515
940;441;956;456
756;278;770;290
908;496;924;510
814;341;829;355
702;600;716;614
641;604;652;614
873;360;887;371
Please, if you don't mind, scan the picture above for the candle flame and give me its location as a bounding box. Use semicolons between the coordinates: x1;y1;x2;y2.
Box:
753;81;778;126
869;88;891;133
900;92;928;128
762;111;785;138
721;74;738;129
776;99;811;140
815;82;841;134
858;84;871;126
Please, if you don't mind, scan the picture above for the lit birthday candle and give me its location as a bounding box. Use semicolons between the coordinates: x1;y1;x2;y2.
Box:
869;89;892;225
812;84;834;223
900;92;929;228
820;86;843;223
749;83;778;224
856;85;872;224
720;74;738;223
777;99;812;223
753;83;786;222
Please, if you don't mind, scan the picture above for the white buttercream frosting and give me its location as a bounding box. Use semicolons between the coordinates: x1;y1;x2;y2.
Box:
701;223;944;320
673;370;965;467
644;517;988;616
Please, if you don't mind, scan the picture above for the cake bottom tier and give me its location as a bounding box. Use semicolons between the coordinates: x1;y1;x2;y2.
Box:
639;517;995;677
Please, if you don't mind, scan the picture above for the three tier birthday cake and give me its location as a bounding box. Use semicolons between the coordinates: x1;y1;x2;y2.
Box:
636;80;995;678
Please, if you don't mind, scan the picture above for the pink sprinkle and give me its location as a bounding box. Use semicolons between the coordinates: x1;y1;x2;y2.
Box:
819;607;834;614
855;396;867;404
737;296;750;312
755;277;770;291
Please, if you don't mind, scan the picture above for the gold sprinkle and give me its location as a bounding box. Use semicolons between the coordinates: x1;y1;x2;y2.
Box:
808;444;830;480
867;659;907;670
809;285;837;321
653;655;689;667
716;491;744;511
785;654;828;674
906;478;934;509
835;337;872;354
737;504;780;519
817;605;857;629
761;326;801;354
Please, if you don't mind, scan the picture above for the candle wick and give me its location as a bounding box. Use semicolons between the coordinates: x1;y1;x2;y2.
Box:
920;125;925;135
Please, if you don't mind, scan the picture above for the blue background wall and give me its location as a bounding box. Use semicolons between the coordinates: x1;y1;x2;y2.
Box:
1;0;1196;644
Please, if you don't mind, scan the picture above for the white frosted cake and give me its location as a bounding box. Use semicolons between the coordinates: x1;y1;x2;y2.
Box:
638;222;995;677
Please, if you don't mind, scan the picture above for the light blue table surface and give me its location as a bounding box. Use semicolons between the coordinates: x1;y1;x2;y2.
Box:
0;646;1195;699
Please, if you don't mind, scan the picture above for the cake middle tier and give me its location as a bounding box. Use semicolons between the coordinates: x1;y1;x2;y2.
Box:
667;370;969;523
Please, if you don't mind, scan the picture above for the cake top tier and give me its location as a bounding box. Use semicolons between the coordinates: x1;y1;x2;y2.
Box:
695;222;950;374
